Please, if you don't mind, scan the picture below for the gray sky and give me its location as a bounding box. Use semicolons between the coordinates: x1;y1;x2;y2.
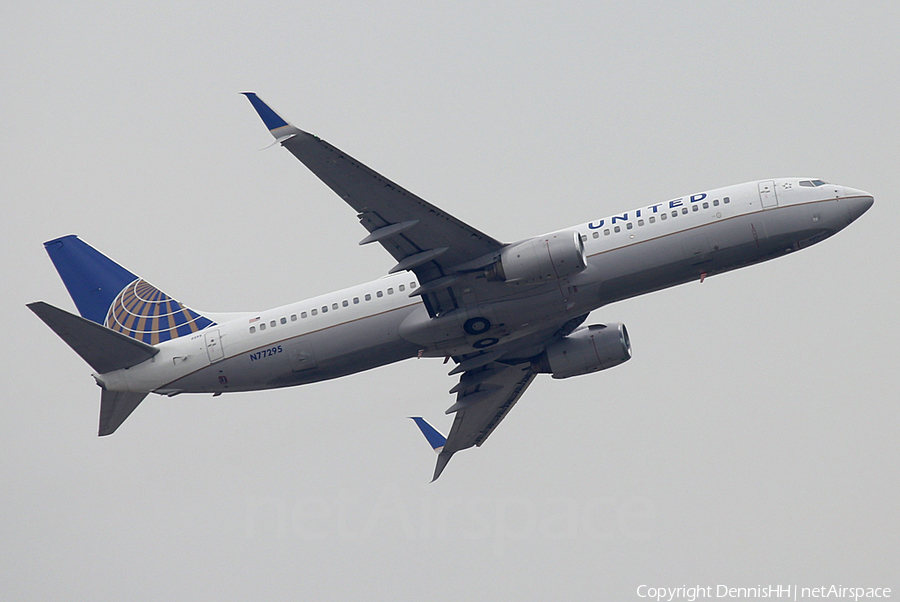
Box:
3;1;897;599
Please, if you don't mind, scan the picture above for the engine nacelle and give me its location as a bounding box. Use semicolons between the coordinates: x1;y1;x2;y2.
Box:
535;323;631;379
487;231;587;284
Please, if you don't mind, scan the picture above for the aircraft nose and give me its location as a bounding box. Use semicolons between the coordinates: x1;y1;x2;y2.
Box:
844;188;874;223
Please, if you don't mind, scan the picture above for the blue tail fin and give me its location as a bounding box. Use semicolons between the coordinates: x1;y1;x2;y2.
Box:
43;235;213;345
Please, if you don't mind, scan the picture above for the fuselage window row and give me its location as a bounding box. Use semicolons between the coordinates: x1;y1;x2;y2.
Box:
589;196;730;238
249;281;418;333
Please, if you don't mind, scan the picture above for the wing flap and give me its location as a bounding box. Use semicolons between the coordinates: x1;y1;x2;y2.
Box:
444;363;536;452
431;362;536;480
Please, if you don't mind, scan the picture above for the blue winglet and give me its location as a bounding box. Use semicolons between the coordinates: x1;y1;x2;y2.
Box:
240;92;290;131
410;417;446;452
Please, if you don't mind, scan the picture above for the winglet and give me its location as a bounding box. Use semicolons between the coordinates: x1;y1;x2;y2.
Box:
410;417;446;452
240;92;301;139
410;417;454;481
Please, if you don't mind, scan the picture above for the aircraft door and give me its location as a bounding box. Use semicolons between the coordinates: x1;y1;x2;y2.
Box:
204;329;225;363
758;180;778;208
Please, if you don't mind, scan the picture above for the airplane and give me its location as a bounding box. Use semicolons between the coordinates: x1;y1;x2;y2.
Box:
28;93;874;480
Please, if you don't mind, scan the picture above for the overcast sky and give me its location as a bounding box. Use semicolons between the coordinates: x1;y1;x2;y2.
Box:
2;1;897;600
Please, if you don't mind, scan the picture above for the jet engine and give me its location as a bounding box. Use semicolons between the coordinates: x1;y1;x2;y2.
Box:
534;323;631;379
486;231;587;284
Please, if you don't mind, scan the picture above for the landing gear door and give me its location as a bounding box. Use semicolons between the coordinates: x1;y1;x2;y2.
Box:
758;180;778;208
287;340;318;372
204;329;225;363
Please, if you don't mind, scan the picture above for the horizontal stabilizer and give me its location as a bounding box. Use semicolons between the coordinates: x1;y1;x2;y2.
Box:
28;301;159;373
99;389;148;436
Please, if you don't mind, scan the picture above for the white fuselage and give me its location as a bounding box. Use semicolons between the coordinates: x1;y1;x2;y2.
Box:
96;179;871;396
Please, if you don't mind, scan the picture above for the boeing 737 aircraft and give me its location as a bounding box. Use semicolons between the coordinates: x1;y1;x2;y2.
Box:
29;93;874;480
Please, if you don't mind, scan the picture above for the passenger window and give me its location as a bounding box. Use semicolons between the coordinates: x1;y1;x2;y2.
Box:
702;202;709;209
342;300;349;307
681;208;688;215
671;210;678;217
365;294;371;301
614;226;621;233
661;213;667;220
250;326;256;333
399;284;405;292
321;306;328;313
713;199;719;206
649;216;655;223
592;231;599;238
291;314;297;322
353;297;359;304
301;311;308;318
626;222;633;230
311;309;317;316
260;323;266;330
692;205;699;212
332;302;338;310
377;291;383;298
270;320;276;327
724;197;730;204
581;234;587;242
387;288;393;295
410;282;417;289
280;317;287;324
638;219;644;226
604;229;610;235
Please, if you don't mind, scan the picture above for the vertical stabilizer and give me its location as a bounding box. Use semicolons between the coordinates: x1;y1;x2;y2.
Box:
44;235;137;325
42;235;214;344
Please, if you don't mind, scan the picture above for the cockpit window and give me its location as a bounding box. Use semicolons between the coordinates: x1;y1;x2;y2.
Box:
799;179;829;187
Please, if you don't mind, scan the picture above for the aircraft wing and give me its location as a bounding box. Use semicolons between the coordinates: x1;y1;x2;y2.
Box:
244;94;550;480
426;361;536;480
243;93;504;316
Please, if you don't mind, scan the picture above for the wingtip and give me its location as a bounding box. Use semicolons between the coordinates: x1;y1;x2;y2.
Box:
241;91;294;134
432;451;453;482
410;417;453;481
410;416;446;451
